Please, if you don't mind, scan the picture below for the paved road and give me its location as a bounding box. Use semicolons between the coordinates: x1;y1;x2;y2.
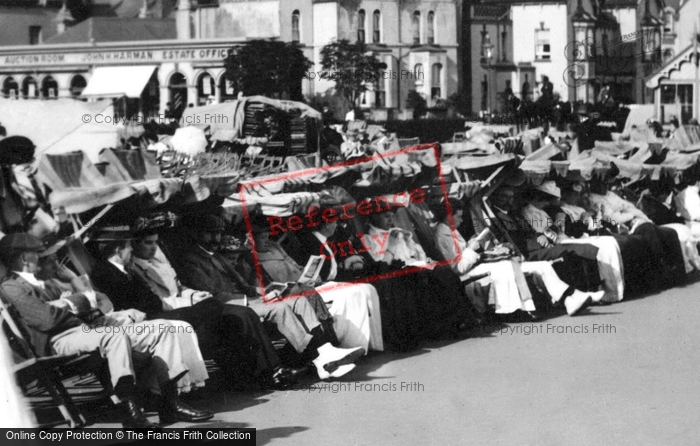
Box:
95;278;700;445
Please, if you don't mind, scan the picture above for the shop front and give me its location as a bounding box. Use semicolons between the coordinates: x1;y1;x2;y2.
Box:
0;39;244;120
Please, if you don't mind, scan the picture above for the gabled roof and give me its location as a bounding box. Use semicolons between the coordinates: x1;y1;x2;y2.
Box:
43;17;175;44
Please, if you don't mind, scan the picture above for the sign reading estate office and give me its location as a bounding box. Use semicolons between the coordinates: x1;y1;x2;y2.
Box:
1;47;232;67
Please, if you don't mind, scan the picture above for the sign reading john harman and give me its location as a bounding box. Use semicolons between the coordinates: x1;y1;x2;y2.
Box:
0;45;233;67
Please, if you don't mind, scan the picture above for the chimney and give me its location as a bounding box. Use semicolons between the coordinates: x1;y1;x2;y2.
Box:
176;0;194;40
139;0;149;19
55;1;76;35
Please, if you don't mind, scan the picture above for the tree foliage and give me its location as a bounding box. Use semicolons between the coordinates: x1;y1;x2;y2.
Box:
319;39;383;108
224;39;312;100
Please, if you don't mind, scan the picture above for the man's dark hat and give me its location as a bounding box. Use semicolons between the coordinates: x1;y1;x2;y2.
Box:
0;232;44;264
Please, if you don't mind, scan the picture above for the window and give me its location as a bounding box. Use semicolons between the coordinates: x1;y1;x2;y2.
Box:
427;11;435;44
29;26;42;45
664;10;674;34
412;11;421;44
2;76;19;99
196;73;215;106
660;84;693;125
69;75;86;97
292;10;300;42
22;76;38;98
414;64;424;85
601;33;609;57
431;63;442;99
373;10;381;43
358;9;366;43
41;75;58;99
219;76;235;102
375;68;386;107
643;29;660;62
535;28;550;60
501;30;507;61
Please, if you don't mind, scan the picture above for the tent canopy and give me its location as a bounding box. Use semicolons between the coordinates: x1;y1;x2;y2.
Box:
81;65;158;98
0;98;121;164
180;96;323;138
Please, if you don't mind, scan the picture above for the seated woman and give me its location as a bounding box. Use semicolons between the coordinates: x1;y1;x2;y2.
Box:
248;215;383;353
289;197;468;351
435;198;601;317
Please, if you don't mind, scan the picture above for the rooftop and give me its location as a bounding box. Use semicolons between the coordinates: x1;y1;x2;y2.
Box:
44;17;176;45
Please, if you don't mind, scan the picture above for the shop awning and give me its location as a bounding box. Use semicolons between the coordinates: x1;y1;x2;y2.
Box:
81;65;157;98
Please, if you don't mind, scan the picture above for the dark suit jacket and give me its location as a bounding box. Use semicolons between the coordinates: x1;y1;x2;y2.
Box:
90;261;164;317
291;231;335;281
175;246;255;302
491;208;544;256
0;275;83;357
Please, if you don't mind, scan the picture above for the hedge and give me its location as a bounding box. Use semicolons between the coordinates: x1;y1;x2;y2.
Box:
369;118;467;144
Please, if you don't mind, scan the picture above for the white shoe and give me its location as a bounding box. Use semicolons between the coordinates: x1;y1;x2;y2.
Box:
317;363;356;380
312;343;365;377
565;291;592;316
590;290;605;304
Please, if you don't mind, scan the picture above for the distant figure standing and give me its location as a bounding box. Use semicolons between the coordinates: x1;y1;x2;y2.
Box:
540;76;554;103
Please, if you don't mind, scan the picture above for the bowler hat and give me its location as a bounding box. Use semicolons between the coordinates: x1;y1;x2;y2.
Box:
199;214;226;232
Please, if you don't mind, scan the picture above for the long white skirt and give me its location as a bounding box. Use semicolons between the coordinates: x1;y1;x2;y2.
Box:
314;282;383;353
468;260;536;314
561;236;624;303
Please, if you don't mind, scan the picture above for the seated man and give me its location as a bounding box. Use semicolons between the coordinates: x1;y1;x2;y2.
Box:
585;178;686;288
129;227;305;389
89;225;299;390
0;233;212;427
173;214;363;380
553;183;655;296
489;185;601;293
36;246;209;395
247;215;383;353
521;181;624;303
435;198;600;316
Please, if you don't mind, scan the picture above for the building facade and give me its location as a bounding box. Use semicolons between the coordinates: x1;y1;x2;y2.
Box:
0;0;461;120
646;0;699;124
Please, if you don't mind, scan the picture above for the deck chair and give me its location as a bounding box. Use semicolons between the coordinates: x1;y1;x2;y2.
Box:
0;297;111;428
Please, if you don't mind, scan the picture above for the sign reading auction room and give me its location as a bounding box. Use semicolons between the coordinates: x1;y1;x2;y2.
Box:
1;47;232;67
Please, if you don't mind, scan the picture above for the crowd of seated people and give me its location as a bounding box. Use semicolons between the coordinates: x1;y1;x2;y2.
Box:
4;169;700;427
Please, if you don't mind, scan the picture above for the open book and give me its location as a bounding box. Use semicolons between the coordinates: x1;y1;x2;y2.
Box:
265;255;325;298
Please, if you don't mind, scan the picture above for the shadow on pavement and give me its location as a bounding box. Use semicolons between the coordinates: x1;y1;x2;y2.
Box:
257;426;310;446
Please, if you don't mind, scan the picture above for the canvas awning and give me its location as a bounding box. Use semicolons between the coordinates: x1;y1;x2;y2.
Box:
81;65;158;98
